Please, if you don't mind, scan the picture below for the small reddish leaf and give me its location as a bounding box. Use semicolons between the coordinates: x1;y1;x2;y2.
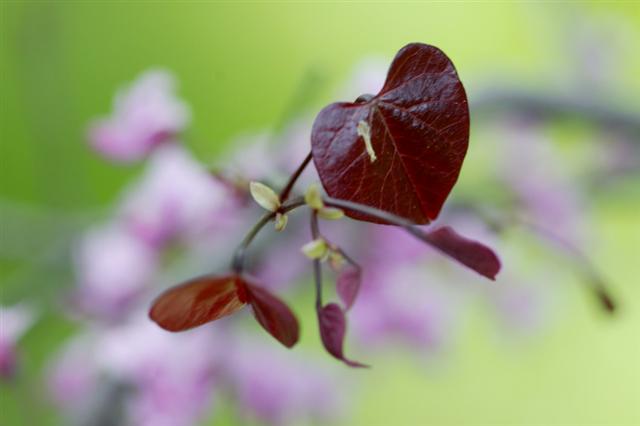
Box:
337;267;361;310
149;275;247;332
311;43;469;224
245;282;300;348
423;226;501;280
318;303;368;368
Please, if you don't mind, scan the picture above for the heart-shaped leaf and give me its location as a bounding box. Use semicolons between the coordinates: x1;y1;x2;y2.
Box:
423;226;501;280
245;281;300;348
149;274;248;332
318;303;367;368
311;43;469;224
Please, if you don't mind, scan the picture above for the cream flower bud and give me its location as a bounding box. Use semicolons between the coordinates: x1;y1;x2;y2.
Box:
318;207;344;220
274;212;288;232
301;238;328;260
304;184;324;210
250;181;280;212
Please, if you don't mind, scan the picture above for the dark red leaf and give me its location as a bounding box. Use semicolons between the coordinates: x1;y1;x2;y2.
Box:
311;43;469;224
245;282;300;348
318;303;368;368
423;226;501;280
337;267;361;310
149;275;248;332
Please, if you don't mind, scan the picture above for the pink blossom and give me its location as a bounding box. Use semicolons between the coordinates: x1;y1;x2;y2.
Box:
97;315;218;426
47;336;98;408
223;338;345;426
73;224;157;319
119;144;237;247
89;70;190;163
0;304;35;379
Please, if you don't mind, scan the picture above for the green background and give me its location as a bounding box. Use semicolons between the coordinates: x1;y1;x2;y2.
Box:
1;2;639;425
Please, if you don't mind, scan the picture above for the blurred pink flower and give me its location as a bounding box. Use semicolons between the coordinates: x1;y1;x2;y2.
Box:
74;224;157;319
350;262;456;350
47;336;98;409
89;70;190;162
98;315;217;426
119;144;237;247
0;304;35;379
223;338;345;426
500;120;586;244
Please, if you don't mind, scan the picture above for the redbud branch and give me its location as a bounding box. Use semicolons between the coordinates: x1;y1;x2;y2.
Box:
521;220;616;313
231;196;306;273
279;151;312;203
310;210;323;310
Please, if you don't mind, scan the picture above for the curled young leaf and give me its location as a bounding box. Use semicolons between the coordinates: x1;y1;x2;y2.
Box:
318;303;367;368
422;226;501;280
311;43;469;224
149;275;248;332
336;267;361;311
245;282;300;348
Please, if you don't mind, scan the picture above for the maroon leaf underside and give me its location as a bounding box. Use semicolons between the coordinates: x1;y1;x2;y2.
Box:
246;283;300;348
149;275;248;332
318;303;368;368
311;43;469;224
424;226;501;280
336;267;361;310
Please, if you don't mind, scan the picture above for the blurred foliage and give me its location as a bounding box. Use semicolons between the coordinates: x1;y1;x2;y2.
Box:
1;2;639;426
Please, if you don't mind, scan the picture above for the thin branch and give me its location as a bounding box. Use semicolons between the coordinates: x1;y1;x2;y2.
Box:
310;210;323;310
472;86;640;136
231;196;306;273
279;151;312;203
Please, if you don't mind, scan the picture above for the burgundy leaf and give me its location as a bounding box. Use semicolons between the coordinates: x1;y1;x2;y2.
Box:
318;303;368;368
311;43;469;224
149;274;248;332
423;226;501;280
245;282;300;348
337;267;361;310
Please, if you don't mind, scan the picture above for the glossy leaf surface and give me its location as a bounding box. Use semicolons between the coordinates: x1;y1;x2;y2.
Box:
423;226;501;280
311;43;469;224
149;275;247;332
246;282;300;348
318;303;367;368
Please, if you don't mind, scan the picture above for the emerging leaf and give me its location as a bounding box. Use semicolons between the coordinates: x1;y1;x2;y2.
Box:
336;267;361;310
304;184;324;210
274;212;288;232
318;303;367;368
250;181;281;212
245;281;300;348
318;207;344;221
301;238;328;260
149;275;247;332
311;43;469;224
423;226;501;280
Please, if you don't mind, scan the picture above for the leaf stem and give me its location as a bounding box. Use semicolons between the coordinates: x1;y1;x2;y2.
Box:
231;196;306;273
310;210;323;310
279;151;312;203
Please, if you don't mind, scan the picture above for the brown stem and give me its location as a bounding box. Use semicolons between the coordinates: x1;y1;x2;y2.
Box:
279;151;312;203
310;210;323;310
231;196;306;273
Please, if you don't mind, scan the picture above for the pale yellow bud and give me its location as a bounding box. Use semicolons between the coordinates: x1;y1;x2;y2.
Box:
318;207;344;220
301;238;328;260
250;181;280;212
274;212;288;232
304;184;324;210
